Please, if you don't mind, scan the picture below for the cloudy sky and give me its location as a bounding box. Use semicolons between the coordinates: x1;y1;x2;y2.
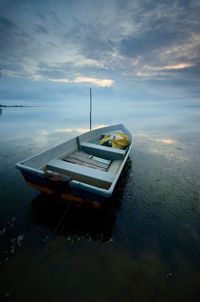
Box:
0;0;200;105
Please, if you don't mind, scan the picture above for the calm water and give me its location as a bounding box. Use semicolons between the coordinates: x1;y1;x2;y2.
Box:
0;103;200;301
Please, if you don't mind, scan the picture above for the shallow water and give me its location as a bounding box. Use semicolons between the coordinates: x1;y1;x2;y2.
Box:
0;104;200;301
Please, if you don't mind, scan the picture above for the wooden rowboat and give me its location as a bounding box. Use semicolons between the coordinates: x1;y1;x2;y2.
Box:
16;124;133;208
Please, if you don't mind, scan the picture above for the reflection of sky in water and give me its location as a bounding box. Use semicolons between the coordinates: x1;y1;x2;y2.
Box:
0;103;200;301
0;104;200;167
1;103;200;144
0;103;199;190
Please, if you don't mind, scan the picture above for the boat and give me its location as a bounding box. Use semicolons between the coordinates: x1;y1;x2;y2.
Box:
16;124;133;209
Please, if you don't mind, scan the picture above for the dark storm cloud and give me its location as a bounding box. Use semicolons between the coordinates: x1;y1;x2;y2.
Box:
0;15;17;30
35;25;49;35
119;0;199;58
36;12;47;22
120;29;184;58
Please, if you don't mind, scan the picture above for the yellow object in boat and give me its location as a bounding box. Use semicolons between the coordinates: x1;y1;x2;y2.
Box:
100;132;129;149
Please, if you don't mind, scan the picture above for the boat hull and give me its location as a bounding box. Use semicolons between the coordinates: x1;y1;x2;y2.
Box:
21;169;107;209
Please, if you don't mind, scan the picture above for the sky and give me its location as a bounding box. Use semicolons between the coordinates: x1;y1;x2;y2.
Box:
0;0;200;105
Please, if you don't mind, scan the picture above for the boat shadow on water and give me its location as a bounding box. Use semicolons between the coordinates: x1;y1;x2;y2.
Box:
30;158;132;242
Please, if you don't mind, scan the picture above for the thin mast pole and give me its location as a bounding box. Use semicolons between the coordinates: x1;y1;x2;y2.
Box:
90;88;92;131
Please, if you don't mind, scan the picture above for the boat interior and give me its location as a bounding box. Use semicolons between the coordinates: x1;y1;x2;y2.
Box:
46;132;128;189
20;126;131;189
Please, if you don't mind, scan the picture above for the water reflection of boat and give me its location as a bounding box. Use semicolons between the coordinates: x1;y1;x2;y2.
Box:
30;159;132;240
16;124;133;209
31;194;116;241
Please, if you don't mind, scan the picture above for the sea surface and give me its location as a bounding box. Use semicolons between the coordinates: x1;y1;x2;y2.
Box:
0;103;200;302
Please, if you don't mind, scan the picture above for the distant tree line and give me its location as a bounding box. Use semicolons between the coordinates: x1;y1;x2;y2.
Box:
0;104;26;107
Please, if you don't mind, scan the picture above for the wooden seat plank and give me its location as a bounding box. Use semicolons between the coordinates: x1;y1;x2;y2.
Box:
80;142;125;160
47;159;114;189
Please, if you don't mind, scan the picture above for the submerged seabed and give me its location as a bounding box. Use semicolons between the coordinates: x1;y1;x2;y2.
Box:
0;106;200;302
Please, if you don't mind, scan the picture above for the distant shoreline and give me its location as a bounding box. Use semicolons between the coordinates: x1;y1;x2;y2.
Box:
0;105;38;108
185;105;200;108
